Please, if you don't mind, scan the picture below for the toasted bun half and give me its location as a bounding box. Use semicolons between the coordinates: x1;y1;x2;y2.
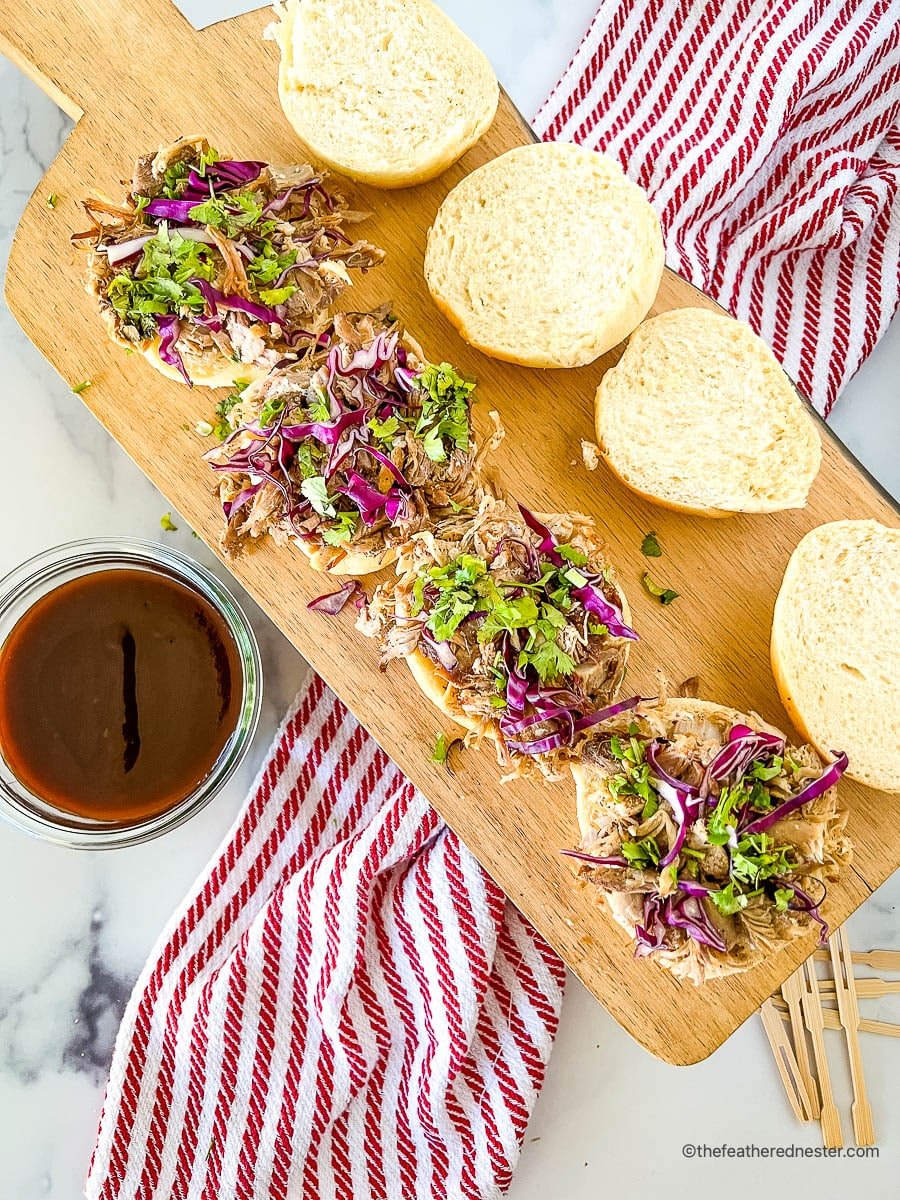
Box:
771;519;900;793
272;0;498;189
142;342;269;390
424;143;664;368
293;536;398;577
595;308;822;515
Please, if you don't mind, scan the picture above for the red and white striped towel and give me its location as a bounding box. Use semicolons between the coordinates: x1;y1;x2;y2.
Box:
86;674;565;1200
535;0;900;416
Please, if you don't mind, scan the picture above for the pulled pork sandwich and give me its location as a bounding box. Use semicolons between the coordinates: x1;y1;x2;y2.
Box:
569;697;851;985
375;496;637;780
74;135;383;387
205;306;499;573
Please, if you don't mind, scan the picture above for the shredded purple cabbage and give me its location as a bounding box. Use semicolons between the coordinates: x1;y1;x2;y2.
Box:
307;580;362;616
742;752;849;835
156;316;191;386
516;503;637;642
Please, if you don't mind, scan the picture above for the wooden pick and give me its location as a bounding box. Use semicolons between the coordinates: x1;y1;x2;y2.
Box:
830;929;876;1147
815;977;900;1000
773;998;900;1039
802;959;843;1149
760;999;814;1121
815;948;900;971
781;967;820;1118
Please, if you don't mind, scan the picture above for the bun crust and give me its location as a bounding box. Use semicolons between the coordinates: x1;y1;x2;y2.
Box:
142;342;268;390
424;143;664;368
293;536;398;577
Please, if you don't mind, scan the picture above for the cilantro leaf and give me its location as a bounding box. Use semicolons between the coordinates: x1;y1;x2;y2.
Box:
557;543;588;566
301;475;337;518
641;531;662;558
321;510;357;546
413;362;474;462
642;572;678;605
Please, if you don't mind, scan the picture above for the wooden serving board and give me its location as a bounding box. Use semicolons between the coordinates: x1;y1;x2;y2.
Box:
3;0;897;1065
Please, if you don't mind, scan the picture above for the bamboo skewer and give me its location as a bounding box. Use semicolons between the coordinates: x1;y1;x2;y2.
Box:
782;967;820;1118
802;959;843;1148
772;997;900;1038
830;929;876;1147
815;977;900;999
760;999;814;1121
815;948;900;971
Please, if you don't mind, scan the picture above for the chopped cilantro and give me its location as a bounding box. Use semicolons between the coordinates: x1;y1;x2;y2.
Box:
46;193;59;209
413;362;474;462
213;382;247;440
707;784;741;846
773;886;795;912
106;227;217;338
557;543;588;566
247;243;298;286
188;191;265;238
258;393;286;429
641;531;662;558
257;285;296;306
160;512;178;532
642;572;678;605
368;414;401;447
621;836;660;869
731;833;796;888
432;734;449;765
71;379;92;395
321;511;357;546
708;882;753;916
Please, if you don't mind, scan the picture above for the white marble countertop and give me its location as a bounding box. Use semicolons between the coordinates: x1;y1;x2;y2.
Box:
1;4;898;1197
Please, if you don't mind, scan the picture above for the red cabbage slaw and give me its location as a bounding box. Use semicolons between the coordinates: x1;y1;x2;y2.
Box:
82;144;378;387
414;513;637;764
574;717;848;957
206;324;463;551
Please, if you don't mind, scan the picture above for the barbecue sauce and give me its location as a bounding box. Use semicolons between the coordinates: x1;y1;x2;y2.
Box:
0;569;242;823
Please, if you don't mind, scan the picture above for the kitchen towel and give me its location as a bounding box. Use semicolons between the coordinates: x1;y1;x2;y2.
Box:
535;0;900;416
86;673;565;1200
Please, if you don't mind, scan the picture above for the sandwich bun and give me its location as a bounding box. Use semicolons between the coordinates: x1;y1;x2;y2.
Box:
142;341;269;390
595;307;822;515
293;536;398;577
424;143;664;368
771;519;900;793
272;0;498;188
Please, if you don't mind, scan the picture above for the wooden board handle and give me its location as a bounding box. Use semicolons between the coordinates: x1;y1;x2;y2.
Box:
0;1;261;122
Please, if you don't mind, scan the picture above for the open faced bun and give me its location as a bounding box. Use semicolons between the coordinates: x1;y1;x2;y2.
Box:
424;143;664;368
771;519;900;793
272;0;498;188
594;308;821;515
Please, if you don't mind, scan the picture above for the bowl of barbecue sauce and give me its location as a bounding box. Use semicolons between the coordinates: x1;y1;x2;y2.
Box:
0;540;261;848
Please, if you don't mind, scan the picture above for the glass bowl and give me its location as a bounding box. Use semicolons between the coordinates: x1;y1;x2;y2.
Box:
0;538;262;849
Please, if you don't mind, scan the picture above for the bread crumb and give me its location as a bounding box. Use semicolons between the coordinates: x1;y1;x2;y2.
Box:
581;439;600;471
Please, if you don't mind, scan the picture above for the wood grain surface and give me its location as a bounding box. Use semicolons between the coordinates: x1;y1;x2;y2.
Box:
2;0;897;1064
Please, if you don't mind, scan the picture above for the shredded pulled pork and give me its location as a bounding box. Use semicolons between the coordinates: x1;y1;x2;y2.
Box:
376;495;633;782
204;308;494;568
75;136;383;382
573;700;852;985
